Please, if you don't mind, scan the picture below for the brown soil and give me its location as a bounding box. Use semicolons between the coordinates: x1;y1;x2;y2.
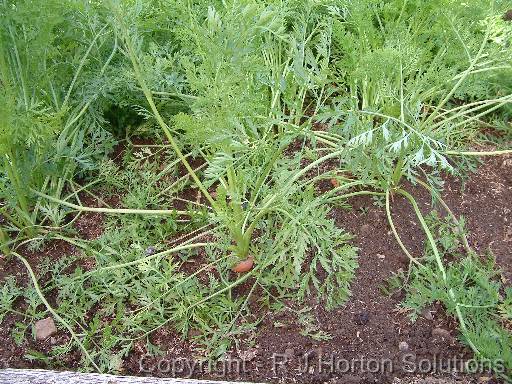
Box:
235;154;511;384
0;155;510;384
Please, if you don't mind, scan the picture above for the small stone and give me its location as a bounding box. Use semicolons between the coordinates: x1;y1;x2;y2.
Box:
238;348;258;361
50;337;57;345
377;253;385;260
479;376;492;383
354;311;370;325
432;327;452;340
398;341;409;351
34;317;57;340
145;246;156;256
421;308;434;320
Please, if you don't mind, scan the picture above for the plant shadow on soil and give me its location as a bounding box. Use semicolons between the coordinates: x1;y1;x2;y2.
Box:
0;154;511;384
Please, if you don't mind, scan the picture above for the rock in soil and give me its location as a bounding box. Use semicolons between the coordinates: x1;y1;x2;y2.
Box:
238;347;258;361
421;308;434;321
431;327;453;343
398;341;409;351
34;317;57;341
354;311;370;325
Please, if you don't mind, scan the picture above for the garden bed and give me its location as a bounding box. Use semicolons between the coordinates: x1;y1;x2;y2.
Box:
1;1;512;384
1;154;510;384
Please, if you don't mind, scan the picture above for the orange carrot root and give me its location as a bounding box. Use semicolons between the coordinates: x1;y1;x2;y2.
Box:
232;256;254;273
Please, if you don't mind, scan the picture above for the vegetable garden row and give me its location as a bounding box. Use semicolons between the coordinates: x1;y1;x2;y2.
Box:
1;0;512;381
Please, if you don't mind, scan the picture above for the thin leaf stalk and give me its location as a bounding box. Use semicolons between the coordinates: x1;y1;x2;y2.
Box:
115;14;216;209
396;188;480;355
12;251;100;372
33;190;191;216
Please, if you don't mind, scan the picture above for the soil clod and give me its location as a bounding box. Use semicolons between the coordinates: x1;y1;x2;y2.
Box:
354;311;370;325
431;328;453;343
421;308;434;321
34;317;57;341
399;341;409;351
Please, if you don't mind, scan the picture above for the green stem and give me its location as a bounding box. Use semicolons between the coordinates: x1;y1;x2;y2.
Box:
12;252;100;372
244;148;347;240
222;275;261;339
391;158;405;186
396;188;479;355
61;25;108;112
4;155;35;235
88;242;210;275
445;149;512;156
69;180;112;209
114;10;215;209
445;99;512;133
4;158;29;215
0;227;10;255
33;190;191;216
125;267;257;341
0;206;23;229
156;162;208;199
135;88;198;100
326;190;384;203
241;142;289;233
385;190;421;266
397;189;446;277
414;178;472;254
431;95;512;128
421;23;491;129
130;254;232;317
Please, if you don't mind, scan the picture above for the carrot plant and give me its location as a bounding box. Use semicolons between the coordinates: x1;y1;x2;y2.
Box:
313;0;512;378
0;0;121;241
110;0;349;267
398;213;512;379
0;0;358;366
